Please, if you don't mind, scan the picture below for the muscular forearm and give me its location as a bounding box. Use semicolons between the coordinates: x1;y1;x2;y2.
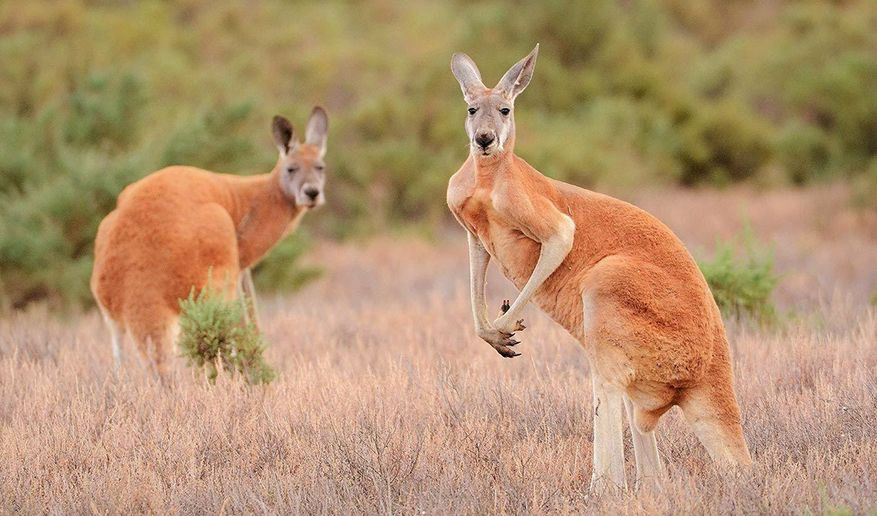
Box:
496;216;575;327
467;232;491;330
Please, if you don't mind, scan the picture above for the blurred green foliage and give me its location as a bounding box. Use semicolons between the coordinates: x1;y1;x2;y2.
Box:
1;0;876;309
698;229;779;324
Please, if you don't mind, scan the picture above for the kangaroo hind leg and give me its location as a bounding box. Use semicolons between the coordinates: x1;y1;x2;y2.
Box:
623;395;665;488
96;302;126;370
590;376;627;495
128;307;179;383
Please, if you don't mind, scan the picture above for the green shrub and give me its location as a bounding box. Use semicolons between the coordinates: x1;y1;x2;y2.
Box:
677;102;772;185
177;285;276;385
698;229;779;323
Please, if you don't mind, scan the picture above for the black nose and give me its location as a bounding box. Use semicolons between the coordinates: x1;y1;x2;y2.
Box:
304;187;319;200
475;133;495;149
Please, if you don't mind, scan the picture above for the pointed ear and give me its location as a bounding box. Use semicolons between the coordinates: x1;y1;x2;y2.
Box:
305;106;328;158
272;115;295;155
451;52;485;103
495;44;539;100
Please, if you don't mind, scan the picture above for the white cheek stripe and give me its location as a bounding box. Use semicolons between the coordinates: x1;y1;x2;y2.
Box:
497;122;510;151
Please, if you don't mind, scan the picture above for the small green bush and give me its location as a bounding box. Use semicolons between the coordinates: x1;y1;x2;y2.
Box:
177;286;276;385
698;229;779;323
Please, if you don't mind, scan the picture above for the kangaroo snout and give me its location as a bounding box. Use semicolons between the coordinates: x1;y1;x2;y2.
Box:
475;132;496;150
299;183;324;208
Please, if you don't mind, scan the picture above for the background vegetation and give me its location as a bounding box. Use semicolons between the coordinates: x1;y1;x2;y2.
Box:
697;228;779;324
2;0;876;309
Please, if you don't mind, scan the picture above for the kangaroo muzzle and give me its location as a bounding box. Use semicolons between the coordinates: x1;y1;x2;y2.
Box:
475;132;496;150
297;182;324;208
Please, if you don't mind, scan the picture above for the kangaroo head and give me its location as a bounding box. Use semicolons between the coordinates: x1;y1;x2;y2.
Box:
451;44;539;160
272;107;329;209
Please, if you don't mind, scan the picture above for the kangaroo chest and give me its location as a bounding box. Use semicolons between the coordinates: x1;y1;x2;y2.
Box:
448;165;585;336
448;178;539;289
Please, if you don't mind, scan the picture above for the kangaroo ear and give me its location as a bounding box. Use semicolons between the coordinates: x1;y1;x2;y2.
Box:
451;52;485;103
305;106;328;159
272;115;296;156
495;44;539;100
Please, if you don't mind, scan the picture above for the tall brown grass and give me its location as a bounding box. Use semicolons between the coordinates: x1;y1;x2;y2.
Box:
1;187;875;514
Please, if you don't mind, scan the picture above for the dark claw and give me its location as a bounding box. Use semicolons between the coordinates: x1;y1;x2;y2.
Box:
501;299;510;314
508;339;520;346
497;347;521;358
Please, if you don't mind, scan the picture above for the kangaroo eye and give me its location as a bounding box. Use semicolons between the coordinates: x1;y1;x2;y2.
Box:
286;166;299;174
314;165;325;172
499;107;511;116
467;107;477;115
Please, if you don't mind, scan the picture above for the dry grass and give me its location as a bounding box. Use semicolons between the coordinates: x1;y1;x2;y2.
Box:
1;187;876;514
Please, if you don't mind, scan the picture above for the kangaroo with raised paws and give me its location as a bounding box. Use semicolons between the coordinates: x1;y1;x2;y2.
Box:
447;45;751;493
91;108;329;377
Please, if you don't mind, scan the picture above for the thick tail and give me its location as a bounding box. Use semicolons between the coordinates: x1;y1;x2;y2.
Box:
679;338;752;465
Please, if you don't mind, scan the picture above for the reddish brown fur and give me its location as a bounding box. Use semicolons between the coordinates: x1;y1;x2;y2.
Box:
91;143;323;374
448;101;751;467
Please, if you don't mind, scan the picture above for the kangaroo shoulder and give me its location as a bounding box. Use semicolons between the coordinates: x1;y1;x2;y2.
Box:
447;160;476;211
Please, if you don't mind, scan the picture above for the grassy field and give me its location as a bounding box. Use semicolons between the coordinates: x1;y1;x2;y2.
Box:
1;186;875;514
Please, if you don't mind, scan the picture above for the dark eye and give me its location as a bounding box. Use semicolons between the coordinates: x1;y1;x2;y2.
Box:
467;107;477;115
499;107;511;116
286;166;299;174
314;165;325;172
